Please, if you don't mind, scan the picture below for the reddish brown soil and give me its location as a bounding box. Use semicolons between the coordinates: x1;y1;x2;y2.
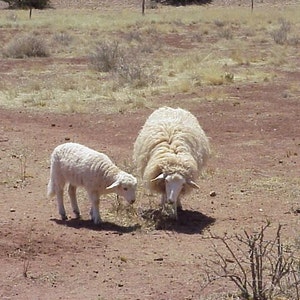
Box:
1;77;299;299
0;1;299;300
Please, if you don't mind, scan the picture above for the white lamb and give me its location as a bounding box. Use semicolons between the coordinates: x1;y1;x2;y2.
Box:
133;107;210;219
47;142;137;224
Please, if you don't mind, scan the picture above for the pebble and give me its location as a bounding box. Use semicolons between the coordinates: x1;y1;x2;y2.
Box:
209;191;217;197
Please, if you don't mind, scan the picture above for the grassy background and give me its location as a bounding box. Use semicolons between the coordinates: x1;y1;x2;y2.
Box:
0;3;299;113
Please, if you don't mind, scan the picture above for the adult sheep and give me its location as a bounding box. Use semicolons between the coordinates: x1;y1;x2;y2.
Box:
133;107;210;219
47;142;137;224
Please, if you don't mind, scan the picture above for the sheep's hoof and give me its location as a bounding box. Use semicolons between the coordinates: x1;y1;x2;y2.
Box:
91;215;102;225
61;214;68;221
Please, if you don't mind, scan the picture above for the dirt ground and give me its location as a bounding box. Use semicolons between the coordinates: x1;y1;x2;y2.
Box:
1;77;299;299
0;1;300;300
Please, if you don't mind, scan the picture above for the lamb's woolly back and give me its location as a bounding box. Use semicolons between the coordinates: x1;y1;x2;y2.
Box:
133;107;210;192
48;143;123;195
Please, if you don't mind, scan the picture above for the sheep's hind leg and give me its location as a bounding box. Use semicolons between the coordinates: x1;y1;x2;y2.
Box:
88;191;101;225
57;188;67;220
68;184;80;219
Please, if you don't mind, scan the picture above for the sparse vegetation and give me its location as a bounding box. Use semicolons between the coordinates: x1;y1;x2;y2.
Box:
271;18;291;45
3;32;49;58
204;222;300;300
0;3;298;112
89;40;158;88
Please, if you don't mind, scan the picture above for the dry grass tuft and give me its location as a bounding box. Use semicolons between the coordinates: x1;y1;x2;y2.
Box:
3;32;50;58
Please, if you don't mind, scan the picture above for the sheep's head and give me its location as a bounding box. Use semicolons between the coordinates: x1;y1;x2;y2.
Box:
106;172;137;204
151;172;199;205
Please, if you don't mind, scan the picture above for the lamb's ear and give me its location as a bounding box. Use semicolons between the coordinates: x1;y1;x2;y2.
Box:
151;173;165;182
106;180;120;190
187;179;200;189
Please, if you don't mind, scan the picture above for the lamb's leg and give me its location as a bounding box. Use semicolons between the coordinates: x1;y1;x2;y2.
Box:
68;184;80;219
88;191;101;224
56;188;67;220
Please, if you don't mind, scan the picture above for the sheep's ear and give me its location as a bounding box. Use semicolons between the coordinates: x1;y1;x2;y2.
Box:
187;179;200;189
151;173;165;182
106;181;120;190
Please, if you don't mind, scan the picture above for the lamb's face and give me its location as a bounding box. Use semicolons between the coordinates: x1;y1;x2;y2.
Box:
117;182;137;204
165;173;186;205
106;173;137;204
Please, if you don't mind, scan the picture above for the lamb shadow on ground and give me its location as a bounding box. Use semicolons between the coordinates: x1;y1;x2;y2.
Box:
51;218;141;234
140;208;216;234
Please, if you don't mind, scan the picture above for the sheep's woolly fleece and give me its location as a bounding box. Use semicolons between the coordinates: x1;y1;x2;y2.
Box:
133;107;210;194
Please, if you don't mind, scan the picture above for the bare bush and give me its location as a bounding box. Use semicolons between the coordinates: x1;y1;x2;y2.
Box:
271;18;291;45
89;40;158;88
52;31;73;46
204;222;300;300
4;32;49;58
89;40;122;72
218;27;233;40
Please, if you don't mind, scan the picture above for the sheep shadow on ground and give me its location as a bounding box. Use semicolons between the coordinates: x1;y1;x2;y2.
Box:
140;208;215;234
51;218;141;233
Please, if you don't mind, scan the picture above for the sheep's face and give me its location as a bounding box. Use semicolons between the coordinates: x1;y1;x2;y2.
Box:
151;173;200;204
165;173;186;205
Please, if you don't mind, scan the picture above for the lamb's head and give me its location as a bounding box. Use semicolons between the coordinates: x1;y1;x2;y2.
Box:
106;171;137;204
151;172;199;205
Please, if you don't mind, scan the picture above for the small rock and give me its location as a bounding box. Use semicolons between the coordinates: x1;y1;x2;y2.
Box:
65;137;70;141
210;191;217;197
10;208;16;212
154;257;163;261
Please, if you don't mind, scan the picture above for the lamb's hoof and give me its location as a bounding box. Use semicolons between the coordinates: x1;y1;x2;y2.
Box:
74;212;81;219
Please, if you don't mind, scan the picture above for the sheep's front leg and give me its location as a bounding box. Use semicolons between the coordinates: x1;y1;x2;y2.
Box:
177;198;183;211
160;193;167;213
68;184;80;219
88;191;101;224
56;188;67;220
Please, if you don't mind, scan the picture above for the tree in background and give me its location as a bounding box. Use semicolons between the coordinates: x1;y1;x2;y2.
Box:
2;0;51;18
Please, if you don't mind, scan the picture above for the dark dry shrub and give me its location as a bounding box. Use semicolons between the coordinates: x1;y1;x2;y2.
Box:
271;18;291;45
4;32;49;58
217;27;233;40
89;40;122;72
89;40;158;88
52;31;73;46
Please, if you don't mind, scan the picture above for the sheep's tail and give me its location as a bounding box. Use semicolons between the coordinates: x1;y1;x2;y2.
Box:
47;178;56;198
47;162;56;198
